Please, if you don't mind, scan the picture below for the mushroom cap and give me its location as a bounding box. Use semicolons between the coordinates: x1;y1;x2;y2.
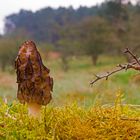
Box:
15;40;53;105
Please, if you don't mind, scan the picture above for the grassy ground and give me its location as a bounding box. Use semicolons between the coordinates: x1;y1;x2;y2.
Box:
0;93;140;139
0;55;140;106
0;55;140;139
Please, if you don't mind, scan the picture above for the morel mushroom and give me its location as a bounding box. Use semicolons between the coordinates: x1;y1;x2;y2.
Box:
15;41;53;117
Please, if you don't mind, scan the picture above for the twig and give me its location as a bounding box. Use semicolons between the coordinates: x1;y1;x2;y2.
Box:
120;117;140;122
124;48;140;65
90;48;140;85
90;66;123;85
90;63;135;85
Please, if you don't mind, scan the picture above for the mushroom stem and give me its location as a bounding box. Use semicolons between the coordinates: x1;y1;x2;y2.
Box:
28;102;41;118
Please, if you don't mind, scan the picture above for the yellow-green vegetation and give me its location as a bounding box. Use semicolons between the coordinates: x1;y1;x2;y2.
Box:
0;92;140;139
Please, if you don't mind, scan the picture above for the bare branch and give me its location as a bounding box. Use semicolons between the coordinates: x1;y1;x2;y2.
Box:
90;64;127;85
124;48;140;65
90;48;140;85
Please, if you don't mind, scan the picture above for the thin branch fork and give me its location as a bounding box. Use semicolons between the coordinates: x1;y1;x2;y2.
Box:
124;48;140;65
90;48;140;85
90;64;129;85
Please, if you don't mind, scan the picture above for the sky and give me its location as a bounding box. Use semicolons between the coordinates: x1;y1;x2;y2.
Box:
0;0;137;34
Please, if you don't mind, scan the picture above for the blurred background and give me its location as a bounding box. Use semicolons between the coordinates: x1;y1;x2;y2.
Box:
0;0;140;106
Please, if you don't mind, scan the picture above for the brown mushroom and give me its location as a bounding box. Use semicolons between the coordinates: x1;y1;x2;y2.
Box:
15;41;53;118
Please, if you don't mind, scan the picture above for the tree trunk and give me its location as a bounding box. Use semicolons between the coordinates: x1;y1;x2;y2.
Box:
62;57;69;72
91;55;98;65
1;62;6;71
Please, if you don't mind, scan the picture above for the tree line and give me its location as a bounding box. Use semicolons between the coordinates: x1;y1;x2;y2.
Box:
0;0;140;71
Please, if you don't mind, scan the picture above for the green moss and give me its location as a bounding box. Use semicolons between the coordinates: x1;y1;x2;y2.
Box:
0;93;140;140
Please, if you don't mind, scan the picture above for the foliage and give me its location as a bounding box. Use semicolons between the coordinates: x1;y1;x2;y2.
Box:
56;25;80;71
0;92;140;139
2;1;140;66
0;38;19;71
4;6;99;42
124;13;140;53
0;30;31;71
100;0;129;22
76;16;120;65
